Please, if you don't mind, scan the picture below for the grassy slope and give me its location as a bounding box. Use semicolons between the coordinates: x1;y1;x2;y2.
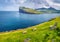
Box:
23;8;43;14
0;17;60;42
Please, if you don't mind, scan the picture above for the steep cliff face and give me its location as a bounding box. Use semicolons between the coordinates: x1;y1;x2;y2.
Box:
19;7;60;14
19;7;35;14
19;7;42;14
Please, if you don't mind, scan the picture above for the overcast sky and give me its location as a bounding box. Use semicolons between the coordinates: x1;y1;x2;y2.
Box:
0;0;60;11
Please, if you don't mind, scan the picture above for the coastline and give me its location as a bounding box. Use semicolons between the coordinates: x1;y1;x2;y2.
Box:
0;17;60;34
0;17;60;42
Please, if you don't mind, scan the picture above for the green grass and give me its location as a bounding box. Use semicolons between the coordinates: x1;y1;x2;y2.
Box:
0;17;60;42
23;8;43;14
20;7;43;14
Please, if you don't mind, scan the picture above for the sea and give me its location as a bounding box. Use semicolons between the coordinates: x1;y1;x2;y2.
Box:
0;11;60;32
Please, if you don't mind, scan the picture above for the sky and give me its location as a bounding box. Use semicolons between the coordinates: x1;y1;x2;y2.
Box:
0;0;60;11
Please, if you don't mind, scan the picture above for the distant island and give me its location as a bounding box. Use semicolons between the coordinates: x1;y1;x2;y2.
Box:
19;7;60;14
36;7;60;13
19;7;43;14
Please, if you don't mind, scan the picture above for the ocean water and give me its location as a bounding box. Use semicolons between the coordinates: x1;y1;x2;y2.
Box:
0;11;60;32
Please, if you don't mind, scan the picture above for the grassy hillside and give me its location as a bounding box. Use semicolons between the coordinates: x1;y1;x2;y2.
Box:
23;8;43;14
0;17;60;42
19;7;43;14
19;7;60;14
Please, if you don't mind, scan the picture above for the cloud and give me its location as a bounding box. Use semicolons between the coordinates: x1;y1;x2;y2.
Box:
0;0;27;11
0;0;60;11
20;0;26;3
46;0;60;10
53;0;60;3
0;6;19;11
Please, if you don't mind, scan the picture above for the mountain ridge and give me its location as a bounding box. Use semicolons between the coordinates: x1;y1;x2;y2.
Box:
36;7;60;13
19;7;60;14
